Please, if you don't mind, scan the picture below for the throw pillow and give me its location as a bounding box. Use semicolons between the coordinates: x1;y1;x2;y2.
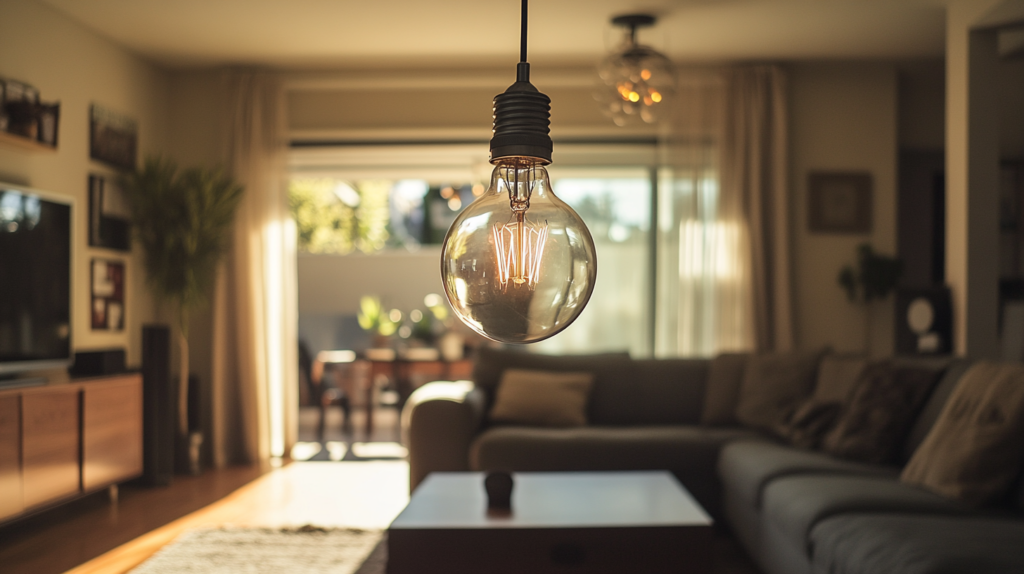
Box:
901;361;1024;507
700;353;750;426
813;354;868;403
488;369;595;427
774;398;843;449
821;361;943;464
734;350;826;432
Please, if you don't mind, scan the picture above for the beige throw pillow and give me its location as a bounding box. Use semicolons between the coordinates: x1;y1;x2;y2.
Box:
901;361;1024;506
735;350;825;432
489;369;594;427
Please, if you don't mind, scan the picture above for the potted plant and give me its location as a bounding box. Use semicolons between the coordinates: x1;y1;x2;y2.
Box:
838;243;903;353
357;295;399;348
120;157;244;473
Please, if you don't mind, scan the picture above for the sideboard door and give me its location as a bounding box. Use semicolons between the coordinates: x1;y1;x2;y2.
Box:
82;375;143;491
0;395;22;520
22;388;81;508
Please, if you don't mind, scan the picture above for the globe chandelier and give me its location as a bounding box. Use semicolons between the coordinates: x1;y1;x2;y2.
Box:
596;14;675;126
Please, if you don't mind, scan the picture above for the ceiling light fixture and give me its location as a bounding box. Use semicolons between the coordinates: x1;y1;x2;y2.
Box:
596;14;674;126
440;0;597;344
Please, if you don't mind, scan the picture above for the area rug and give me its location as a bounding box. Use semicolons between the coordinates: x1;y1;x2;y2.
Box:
129;526;386;574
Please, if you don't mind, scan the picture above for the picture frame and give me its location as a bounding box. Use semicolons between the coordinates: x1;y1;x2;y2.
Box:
88;174;131;251
808;171;873;234
89;104;138;171
91;258;125;331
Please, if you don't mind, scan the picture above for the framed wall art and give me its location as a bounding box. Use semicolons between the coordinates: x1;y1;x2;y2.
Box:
89;104;137;171
88;174;131;251
808;171;873;234
91;258;125;331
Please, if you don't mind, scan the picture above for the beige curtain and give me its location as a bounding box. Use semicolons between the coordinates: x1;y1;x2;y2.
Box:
721;65;793;352
210;69;298;466
658;64;792;356
657;68;753;356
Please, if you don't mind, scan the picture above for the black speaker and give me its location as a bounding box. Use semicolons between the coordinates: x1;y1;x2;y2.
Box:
69;348;126;377
895;287;952;355
142;324;174;486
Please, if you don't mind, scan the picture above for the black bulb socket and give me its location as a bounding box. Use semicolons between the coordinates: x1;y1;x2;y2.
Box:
489;63;552;164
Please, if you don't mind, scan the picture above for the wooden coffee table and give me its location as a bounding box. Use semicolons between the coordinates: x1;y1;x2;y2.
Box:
387;471;713;574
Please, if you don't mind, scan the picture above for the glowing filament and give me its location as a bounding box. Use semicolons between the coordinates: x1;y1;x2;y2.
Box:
492;218;548;289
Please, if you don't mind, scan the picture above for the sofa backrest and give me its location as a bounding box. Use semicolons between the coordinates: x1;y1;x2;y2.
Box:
900;357;973;463
589;358;709;426
471;346;633;413
470;347;711;426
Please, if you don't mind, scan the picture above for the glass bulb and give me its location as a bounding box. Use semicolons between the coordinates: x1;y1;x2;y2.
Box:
441;158;597;343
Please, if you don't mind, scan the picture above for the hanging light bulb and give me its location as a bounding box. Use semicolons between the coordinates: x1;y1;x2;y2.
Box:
596;14;674;126
440;0;597;344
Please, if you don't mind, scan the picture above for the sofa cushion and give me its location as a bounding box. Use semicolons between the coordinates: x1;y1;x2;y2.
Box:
902;358;972;462
774;398;843;449
471;346;632;414
735;349;826;432
469;425;767;518
810;513;1024;574
718;441;898;509
489;369;594;427
761;474;968;552
700;353;750;426
820;361;944;464
588;358;708;426
813;354;867;403
902;361;1024;506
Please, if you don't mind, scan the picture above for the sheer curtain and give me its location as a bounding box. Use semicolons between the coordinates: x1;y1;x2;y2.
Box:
721;65;793;352
210;69;298;466
656;65;792;356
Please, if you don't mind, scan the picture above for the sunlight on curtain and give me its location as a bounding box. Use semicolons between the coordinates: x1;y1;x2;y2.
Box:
531;173;651;357
655;69;753;357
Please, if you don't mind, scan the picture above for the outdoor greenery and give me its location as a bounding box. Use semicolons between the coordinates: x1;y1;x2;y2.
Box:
289;178;390;254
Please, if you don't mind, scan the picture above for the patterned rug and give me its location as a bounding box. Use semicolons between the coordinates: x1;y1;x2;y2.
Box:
130;526;387;574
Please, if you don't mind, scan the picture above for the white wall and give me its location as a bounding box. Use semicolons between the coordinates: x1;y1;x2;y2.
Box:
790;62;899;357
0;0;170;370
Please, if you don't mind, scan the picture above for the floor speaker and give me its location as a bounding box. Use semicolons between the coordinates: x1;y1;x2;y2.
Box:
142;324;174;486
895;287;952;355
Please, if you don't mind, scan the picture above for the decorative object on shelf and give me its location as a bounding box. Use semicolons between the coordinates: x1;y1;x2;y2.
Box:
0;77;59;148
895;287;952;355
119;157;244;444
88;174;131;251
595;14;675;126
91;258;126;330
440;0;597;344
90;104;138;171
808;171;873;233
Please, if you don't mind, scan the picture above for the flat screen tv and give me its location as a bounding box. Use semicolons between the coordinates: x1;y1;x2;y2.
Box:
0;182;72;378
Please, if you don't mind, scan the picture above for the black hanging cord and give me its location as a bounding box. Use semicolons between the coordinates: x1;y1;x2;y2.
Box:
520;0;528;63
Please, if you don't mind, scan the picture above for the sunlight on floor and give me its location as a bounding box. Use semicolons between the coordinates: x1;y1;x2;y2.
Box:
235;461;410;530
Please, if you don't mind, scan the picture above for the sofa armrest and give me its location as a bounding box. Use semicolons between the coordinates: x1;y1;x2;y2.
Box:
401;380;488;492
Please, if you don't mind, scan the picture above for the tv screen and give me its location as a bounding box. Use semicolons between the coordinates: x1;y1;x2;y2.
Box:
0;184;72;375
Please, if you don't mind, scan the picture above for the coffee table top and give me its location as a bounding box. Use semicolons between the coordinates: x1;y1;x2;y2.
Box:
389;471;712;530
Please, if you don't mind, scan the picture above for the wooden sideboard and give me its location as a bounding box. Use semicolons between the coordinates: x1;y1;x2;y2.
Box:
0;374;143;524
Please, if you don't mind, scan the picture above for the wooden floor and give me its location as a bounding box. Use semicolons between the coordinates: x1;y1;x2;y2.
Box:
0;461;411;574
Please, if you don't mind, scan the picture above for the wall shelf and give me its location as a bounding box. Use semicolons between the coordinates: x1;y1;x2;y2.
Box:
0;130;56;153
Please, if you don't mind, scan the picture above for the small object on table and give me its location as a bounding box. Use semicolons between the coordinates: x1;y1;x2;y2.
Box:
484;471;514;513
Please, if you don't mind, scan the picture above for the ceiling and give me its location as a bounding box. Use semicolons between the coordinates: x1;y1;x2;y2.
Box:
39;0;949;70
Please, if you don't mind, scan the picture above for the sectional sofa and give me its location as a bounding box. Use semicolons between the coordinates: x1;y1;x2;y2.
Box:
402;347;1024;574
